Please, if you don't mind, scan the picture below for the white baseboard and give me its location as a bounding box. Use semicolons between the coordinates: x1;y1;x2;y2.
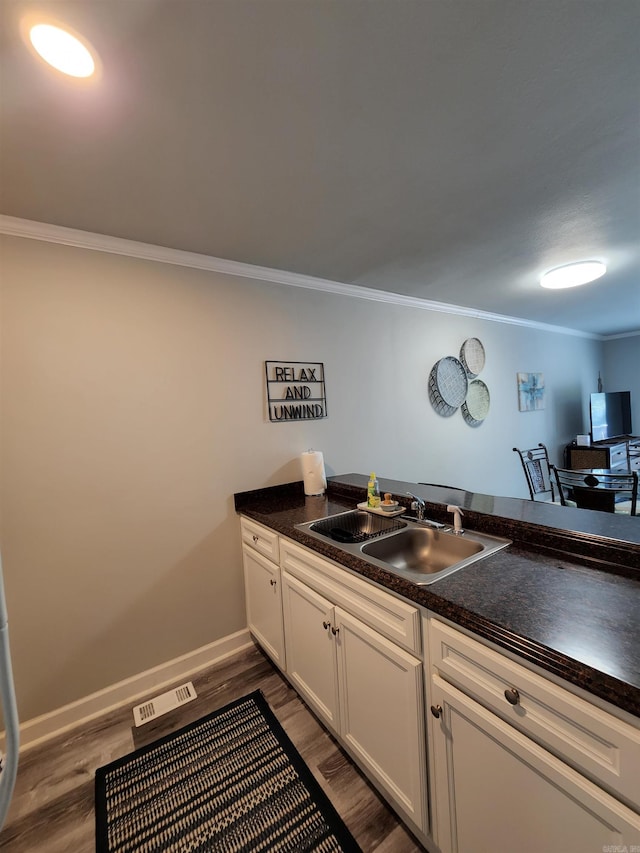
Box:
4;629;254;752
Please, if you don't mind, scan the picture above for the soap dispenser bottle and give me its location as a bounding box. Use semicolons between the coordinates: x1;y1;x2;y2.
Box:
367;472;381;508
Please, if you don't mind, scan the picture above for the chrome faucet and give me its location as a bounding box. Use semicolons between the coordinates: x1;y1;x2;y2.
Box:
406;492;426;521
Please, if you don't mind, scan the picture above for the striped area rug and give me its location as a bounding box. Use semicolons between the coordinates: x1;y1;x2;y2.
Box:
95;690;360;852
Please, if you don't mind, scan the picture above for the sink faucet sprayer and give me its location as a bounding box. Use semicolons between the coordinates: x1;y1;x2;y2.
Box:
447;505;464;534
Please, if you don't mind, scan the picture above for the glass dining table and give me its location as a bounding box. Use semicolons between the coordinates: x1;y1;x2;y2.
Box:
556;467;638;515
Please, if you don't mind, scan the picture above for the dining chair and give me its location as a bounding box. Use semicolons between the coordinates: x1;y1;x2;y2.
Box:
513;443;555;502
550;466;638;516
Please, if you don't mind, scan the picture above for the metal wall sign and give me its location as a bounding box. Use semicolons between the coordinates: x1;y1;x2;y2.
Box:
265;361;327;422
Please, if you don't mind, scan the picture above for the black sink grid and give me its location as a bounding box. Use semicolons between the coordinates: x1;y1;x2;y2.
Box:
309;510;406;544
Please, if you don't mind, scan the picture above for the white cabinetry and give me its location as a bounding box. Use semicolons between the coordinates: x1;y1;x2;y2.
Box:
240;518;285;669
335;605;426;828
426;616;640;853
608;440;631;471
281;572;340;729
280;539;429;836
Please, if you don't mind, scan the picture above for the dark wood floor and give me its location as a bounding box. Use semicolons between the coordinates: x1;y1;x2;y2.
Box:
0;644;425;852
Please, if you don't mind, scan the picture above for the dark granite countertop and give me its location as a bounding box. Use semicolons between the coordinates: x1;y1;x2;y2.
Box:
234;474;640;719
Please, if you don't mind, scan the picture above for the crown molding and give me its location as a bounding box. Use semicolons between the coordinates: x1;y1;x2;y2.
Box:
601;329;640;341
0;215;601;340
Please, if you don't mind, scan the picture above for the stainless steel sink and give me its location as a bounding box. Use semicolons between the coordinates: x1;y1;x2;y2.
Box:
296;511;511;585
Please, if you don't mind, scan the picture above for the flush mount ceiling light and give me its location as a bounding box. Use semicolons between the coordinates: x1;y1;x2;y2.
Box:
540;260;607;290
28;22;96;77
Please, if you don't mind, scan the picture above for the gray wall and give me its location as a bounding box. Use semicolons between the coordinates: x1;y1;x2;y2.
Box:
602;336;640;433
1;234;603;720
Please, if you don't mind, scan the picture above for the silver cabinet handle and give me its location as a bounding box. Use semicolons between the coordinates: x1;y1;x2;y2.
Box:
430;704;443;718
504;687;520;705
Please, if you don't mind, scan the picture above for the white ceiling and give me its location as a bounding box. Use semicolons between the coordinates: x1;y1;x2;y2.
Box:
2;0;639;337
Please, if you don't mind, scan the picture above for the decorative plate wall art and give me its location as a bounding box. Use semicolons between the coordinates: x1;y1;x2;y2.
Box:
462;379;490;426
429;338;490;426
460;337;486;377
428;356;468;416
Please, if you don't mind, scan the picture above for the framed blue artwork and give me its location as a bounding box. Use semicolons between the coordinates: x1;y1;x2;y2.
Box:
517;372;545;411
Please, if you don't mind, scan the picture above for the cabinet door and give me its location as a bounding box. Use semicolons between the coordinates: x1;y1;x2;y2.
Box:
241;544;285;669
568;445;609;469
429;674;640;853
335;606;428;834
281;572;340;731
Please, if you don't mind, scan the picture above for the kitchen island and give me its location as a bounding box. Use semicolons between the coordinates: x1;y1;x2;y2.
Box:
235;473;640;851
235;472;640;716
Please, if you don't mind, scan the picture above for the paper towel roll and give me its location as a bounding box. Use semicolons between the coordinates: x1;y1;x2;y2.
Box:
301;450;327;496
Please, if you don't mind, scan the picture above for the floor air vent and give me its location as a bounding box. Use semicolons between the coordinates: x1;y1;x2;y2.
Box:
132;681;197;727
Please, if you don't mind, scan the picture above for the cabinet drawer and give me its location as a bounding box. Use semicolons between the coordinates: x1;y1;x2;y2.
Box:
609;443;628;468
281;540;421;655
240;517;279;564
428;618;640;808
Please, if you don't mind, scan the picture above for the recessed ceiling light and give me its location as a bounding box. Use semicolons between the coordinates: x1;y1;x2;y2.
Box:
29;23;96;78
540;260;607;290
